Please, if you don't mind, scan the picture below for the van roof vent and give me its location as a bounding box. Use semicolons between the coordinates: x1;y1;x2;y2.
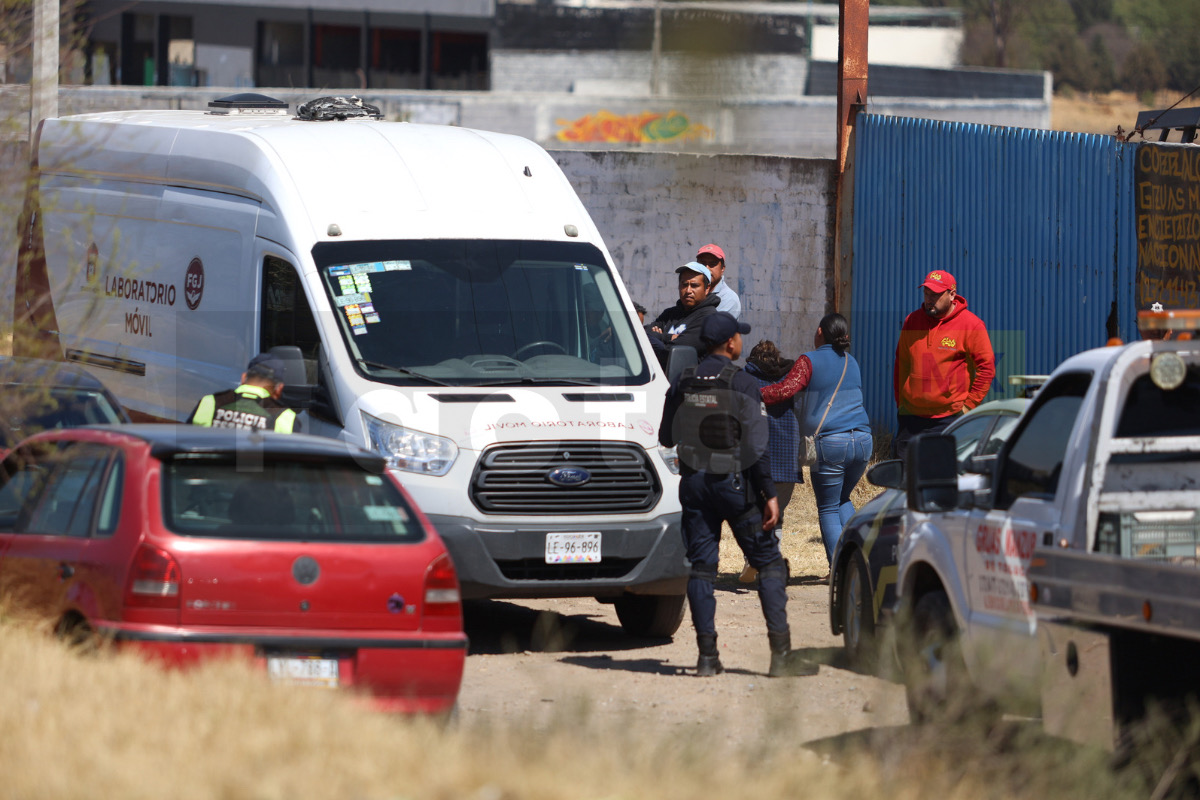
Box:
208;93;289;115
297;96;384;122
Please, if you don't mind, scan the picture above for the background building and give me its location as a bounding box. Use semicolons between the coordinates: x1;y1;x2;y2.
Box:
75;0;492;89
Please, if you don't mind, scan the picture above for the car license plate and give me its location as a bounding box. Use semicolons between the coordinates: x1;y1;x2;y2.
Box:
267;654;339;688
545;532;601;564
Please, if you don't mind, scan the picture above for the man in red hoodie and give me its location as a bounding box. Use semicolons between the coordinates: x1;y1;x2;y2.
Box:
892;270;995;459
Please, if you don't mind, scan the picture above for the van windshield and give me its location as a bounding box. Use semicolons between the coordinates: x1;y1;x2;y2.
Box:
312;240;649;386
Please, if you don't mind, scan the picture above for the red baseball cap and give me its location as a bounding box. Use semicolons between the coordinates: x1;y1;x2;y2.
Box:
920;270;956;293
697;243;725;261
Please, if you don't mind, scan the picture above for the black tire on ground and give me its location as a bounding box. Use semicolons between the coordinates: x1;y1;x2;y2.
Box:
841;548;877;668
900;589;968;723
54;616;98;654
614;593;686;638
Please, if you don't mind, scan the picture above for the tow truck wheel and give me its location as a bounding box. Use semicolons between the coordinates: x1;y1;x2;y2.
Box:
614;593;686;638
901;590;967;723
841;549;876;668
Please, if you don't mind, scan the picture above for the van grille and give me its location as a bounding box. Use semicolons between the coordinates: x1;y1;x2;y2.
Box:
470;441;661;515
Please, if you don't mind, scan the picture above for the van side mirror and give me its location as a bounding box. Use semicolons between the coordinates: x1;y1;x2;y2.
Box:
906;434;959;512
666;345;698;385
866;459;904;489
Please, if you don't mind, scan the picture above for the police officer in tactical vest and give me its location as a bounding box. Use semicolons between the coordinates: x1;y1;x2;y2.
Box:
659;312;813;677
186;353;299;433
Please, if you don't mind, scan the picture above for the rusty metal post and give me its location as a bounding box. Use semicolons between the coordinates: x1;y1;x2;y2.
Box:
833;0;868;315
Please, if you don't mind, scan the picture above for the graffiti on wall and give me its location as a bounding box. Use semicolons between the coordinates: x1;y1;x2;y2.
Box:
555;110;712;144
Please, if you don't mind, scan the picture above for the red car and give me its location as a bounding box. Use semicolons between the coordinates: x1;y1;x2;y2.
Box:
0;424;466;714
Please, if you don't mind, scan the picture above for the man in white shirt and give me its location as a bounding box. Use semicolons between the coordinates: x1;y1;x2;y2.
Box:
696;243;741;319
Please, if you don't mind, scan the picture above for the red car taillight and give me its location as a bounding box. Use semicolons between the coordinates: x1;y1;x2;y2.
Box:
125;545;181;609
423;553;461;617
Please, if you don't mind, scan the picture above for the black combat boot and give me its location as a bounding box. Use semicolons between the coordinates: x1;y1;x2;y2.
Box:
767;629;791;677
767;629;818;677
696;633;723;677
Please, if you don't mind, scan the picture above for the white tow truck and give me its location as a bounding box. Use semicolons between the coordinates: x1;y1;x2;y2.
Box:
891;310;1200;746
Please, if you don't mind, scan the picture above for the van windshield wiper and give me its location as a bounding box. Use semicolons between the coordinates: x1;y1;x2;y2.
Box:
357;359;454;386
476;376;602;387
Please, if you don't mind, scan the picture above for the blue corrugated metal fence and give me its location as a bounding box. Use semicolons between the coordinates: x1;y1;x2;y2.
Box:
850;114;1138;429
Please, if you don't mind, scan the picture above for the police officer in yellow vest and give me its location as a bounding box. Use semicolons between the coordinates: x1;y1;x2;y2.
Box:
186;353;299;433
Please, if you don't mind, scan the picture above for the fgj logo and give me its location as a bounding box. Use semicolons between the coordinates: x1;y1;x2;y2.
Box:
185;257;205;310
86;243;98;282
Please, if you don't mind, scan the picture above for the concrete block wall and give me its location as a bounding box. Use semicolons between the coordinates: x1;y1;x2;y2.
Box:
553;150;837;360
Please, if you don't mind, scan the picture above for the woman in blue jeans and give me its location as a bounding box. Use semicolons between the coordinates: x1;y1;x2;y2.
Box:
760;313;872;565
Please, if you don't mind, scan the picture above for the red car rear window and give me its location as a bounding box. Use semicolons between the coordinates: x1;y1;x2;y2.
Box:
162;459;425;542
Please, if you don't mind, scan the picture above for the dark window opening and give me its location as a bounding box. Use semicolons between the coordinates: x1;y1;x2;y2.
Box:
261;256;321;384
1116;368;1200;438
256;21;304;87
997;373;1092;508
432;32;488;90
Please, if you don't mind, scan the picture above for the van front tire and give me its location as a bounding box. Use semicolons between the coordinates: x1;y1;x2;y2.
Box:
613;593;686;638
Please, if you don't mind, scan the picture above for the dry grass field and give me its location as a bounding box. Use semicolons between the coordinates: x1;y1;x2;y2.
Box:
1051;89;1187;138
0;604;1156;800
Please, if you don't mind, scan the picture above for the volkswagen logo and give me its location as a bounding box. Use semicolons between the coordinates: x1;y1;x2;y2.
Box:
547;466;591;486
292;556;320;585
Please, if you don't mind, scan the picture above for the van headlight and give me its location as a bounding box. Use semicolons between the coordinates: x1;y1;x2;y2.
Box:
658;445;680;475
362;412;457;476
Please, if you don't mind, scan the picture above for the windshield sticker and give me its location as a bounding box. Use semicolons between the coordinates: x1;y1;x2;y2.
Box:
344;304;360;315
365;313;381;324
574;264;589;271
347;313;365;328
354;275;373;293
352;324;368;336
334;292;371;307
364;505;408;522
330;261;411;277
365;475;383;485
329;264;377;276
338;276;356;292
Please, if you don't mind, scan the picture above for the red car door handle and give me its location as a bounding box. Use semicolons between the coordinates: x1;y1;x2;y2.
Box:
58;563;74;580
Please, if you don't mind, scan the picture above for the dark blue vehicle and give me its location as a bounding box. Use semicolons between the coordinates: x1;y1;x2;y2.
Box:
829;398;1030;666
0;357;130;451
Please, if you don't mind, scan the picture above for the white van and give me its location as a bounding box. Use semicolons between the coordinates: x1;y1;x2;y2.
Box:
15;94;688;636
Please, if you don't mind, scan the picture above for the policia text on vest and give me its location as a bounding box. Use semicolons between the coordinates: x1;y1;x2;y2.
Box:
186;354;299;433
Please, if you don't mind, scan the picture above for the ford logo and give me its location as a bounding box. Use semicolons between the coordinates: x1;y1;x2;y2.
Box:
547;466;591;486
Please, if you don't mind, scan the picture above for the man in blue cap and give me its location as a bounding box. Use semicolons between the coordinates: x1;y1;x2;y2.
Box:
659;311;812;678
186;353;299;433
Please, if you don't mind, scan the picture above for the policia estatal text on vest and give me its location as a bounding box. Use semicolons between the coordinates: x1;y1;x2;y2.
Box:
186;353;299;433
658;312;816;678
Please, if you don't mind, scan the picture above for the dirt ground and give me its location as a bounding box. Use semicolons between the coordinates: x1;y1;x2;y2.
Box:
455;480;912;749
456;584;910;749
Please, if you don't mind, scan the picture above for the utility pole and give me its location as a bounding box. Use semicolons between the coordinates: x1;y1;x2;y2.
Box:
30;0;59;142
833;0;868;315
